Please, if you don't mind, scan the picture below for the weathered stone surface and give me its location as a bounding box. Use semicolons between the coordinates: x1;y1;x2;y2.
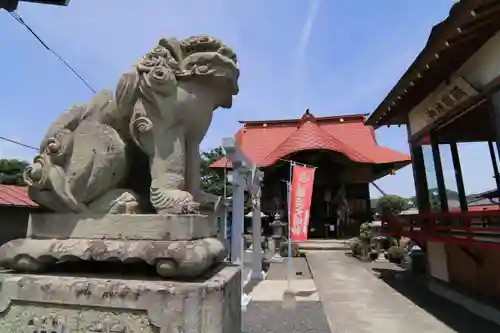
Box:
23;35;239;215
0;237;227;278
0;264;241;333
27;213;218;240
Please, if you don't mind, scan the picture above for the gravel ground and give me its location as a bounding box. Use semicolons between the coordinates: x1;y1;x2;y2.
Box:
243;301;332;333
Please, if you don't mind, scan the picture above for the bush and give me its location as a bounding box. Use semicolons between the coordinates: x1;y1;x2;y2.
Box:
359;222;373;241
380;237;398;250
376;195;407;215
349;238;363;256
387;246;406;264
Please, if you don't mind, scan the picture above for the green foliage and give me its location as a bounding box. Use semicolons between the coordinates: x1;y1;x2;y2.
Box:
387;246;406;263
359;222;373;241
429;194;441;212
200;147;231;197
349;238;363;256
0;159;28;186
376;195;407;215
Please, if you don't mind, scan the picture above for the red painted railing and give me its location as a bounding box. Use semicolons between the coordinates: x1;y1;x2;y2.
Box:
381;210;500;249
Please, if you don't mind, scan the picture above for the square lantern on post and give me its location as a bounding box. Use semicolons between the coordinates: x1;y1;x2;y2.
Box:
227;170;234;185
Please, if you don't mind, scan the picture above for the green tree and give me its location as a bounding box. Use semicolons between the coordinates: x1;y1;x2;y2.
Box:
376;194;407;216
0;159;29;185
200;147;231;197
429;194;441;212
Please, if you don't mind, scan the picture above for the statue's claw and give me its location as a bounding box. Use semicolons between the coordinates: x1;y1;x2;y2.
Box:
151;188;200;214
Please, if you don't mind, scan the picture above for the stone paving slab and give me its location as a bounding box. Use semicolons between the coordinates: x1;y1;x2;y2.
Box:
243;301;332;333
306;251;499;333
250;279;319;302
265;257;312;280
297;239;350;251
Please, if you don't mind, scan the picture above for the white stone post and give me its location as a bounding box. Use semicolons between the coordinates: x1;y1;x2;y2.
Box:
223;137;258;311
229;170;245;267
250;172;265;281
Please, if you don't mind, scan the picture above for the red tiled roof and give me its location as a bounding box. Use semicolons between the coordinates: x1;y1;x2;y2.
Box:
450;205;500;212
211;111;411;168
0;185;38;207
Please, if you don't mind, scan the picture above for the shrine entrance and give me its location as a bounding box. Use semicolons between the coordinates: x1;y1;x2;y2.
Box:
260;149;372;239
211;110;411;240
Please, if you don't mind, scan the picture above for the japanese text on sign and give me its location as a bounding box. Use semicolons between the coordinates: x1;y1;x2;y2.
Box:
424;78;477;121
289;165;315;242
408;77;478;136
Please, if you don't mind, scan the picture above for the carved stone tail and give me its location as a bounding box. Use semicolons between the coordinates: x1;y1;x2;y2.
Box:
150;185;169;209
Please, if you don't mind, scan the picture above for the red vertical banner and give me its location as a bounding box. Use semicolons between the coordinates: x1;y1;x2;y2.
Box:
289;164;315;242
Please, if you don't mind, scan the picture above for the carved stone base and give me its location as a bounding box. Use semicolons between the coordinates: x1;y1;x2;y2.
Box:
0;264;241;333
1;213;228;278
0;237;227;278
27;213;219;240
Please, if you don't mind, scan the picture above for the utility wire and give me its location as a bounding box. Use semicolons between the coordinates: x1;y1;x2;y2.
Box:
9;11;96;93
0;10;97;151
0;136;37;151
0;10;392;199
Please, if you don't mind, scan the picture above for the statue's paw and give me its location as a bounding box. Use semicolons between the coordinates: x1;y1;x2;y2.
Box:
88;189;142;214
150;188;200;214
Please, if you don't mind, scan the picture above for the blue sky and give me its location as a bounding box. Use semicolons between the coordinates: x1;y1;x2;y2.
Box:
0;0;496;198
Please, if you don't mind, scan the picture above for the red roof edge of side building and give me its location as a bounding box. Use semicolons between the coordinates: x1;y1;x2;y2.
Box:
0;185;39;208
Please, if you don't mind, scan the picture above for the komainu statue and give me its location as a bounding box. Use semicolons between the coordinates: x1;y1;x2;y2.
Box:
0;38;241;332
23;35;239;215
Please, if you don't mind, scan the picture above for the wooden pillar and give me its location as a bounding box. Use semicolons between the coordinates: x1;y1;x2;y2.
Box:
450;142;467;211
430;133;449;212
488;141;500;196
489;93;500;196
407;125;430;212
490;92;500;154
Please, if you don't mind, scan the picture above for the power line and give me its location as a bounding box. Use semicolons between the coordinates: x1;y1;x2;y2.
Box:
0;136;37;151
9;11;96;93
0;10;97;151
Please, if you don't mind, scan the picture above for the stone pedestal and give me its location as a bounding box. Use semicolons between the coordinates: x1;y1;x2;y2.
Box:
0;264;241;333
0;213;227;279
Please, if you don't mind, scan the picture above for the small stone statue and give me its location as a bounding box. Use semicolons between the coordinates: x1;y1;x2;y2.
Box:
23;35;239;215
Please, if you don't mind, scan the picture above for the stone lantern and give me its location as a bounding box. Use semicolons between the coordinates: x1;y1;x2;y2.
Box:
270;212;287;251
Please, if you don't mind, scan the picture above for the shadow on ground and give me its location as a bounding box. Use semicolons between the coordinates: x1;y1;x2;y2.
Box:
373;267;499;333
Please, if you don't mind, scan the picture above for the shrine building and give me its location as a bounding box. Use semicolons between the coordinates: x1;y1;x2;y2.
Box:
366;0;500;321
211;110;410;239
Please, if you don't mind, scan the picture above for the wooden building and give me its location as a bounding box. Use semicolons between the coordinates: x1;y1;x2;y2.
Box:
366;0;500;323
0;185;39;245
212;110;410;239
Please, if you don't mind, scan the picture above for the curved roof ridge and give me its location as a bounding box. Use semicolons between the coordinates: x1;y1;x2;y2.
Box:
262;120;372;165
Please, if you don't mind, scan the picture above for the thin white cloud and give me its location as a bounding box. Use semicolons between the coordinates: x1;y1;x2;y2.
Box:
293;0;321;109
296;0;321;64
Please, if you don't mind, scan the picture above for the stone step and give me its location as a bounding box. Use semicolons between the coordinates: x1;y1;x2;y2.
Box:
297;242;350;251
